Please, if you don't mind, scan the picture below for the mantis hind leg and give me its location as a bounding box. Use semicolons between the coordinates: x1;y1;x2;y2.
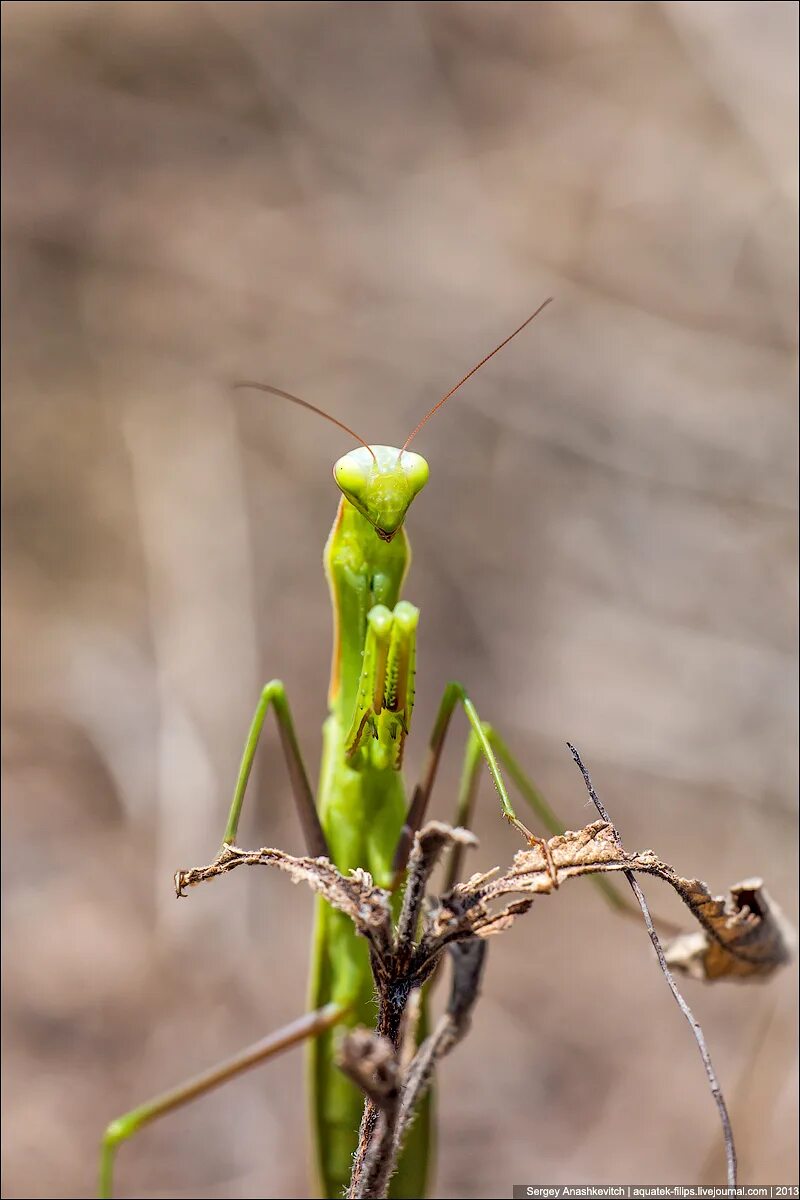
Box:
99;1003;346;1198
101;681;332;1198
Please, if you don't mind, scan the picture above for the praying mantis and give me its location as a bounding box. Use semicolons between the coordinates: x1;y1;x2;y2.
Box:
99;297;627;1198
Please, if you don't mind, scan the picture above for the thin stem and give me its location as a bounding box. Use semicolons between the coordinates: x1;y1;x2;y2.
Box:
567;742;737;1188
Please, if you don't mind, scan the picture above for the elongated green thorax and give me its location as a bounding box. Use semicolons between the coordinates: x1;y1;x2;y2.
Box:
325;496;411;722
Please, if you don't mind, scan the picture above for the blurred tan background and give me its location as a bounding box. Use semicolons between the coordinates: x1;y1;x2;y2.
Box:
2;2;798;1198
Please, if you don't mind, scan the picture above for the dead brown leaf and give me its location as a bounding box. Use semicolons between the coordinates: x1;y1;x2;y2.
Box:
662;878;795;982
421;821;793;981
176;822;793;988
176;844;393;955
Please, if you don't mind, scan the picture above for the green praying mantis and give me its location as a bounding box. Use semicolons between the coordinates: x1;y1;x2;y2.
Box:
100;297;631;1198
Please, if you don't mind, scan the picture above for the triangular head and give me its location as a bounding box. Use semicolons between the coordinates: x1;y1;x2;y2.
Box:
333;445;429;541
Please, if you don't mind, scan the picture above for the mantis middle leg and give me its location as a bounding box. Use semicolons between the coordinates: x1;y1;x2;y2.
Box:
392;683;627;912
222;678;328;857
391;681;556;884
440;721;629;910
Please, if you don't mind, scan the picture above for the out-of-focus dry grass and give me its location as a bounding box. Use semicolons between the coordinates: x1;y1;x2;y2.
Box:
2;3;797;1198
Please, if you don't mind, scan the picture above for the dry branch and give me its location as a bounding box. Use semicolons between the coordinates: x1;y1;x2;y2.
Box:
174;763;793;1199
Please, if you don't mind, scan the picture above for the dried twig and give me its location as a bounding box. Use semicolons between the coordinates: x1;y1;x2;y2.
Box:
340;939;487;1200
174;775;792;1197
175;842;394;958
566;742;738;1188
396;823;477;955
347;822;475;1198
339;1029;400;1113
393;939;487;1156
338;1028;401;1198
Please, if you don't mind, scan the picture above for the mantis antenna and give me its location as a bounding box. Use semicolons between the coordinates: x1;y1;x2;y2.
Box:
400;296;553;454
234;380;377;463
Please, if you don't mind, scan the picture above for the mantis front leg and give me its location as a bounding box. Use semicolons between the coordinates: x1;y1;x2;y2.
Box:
343;601;419;772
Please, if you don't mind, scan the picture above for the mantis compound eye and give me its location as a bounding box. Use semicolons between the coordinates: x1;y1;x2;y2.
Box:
398;451;429;496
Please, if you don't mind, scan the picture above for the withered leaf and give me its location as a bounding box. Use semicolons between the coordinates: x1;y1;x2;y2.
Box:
176;844;393;953
480;820;636;896
176;821;792;984
662;878;794;982
420;821;628;949
174;809;792;1200
428;821;792;982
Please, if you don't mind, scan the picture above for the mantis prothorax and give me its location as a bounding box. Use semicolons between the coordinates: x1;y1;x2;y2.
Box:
100;296;625;1199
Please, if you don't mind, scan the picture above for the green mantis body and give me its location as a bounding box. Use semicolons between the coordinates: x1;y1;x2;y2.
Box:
312;454;428;1197
100;302;600;1198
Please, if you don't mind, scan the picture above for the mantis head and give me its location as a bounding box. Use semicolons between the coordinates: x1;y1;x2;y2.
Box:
333;446;429;541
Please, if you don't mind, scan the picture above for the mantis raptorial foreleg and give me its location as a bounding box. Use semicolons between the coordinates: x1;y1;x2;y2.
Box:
99;1003;346;1199
343;601;419;770
222;679;329;858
